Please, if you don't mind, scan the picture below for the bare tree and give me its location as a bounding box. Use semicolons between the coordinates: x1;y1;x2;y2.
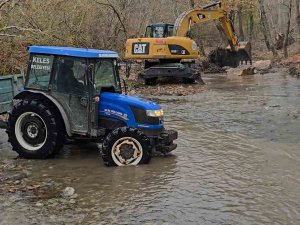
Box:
189;0;195;8
237;4;245;41
248;5;254;41
283;0;293;58
0;0;11;9
93;0;128;39
258;0;278;57
296;0;300;34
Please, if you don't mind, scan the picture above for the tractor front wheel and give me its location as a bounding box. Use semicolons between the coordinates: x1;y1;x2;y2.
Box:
101;127;151;167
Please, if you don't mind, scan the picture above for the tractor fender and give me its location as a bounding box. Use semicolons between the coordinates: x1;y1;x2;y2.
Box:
13;90;72;137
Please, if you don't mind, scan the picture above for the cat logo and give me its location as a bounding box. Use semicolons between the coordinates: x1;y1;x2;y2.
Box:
132;42;149;54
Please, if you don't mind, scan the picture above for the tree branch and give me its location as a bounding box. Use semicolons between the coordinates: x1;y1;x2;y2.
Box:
0;25;43;33
0;33;16;37
0;0;11;9
93;0;128;39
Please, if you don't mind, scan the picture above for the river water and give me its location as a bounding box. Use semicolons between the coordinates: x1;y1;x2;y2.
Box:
1;70;300;225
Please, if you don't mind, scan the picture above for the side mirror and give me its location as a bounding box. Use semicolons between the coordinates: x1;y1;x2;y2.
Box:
125;61;132;78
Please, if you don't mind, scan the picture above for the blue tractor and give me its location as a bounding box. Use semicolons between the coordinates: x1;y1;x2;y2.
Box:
6;46;178;166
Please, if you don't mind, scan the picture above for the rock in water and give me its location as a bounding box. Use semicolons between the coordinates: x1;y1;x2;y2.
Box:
36;202;44;207
62;187;75;198
289;65;300;77
226;65;255;76
253;60;272;73
239;66;255;76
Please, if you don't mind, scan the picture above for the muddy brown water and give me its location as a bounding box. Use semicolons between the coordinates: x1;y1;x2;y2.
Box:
0;70;300;225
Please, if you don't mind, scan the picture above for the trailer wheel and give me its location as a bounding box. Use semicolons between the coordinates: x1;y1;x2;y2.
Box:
102;127;151;167
6;99;61;159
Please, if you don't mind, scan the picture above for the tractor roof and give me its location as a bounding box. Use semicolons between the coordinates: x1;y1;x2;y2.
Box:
28;46;119;58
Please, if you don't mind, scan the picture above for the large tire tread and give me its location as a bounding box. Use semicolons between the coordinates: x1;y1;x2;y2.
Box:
6;99;62;159
24;98;65;156
101;127;151;167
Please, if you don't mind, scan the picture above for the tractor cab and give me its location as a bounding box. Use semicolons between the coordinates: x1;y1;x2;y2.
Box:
144;23;174;38
26;46;121;95
24;46;121;135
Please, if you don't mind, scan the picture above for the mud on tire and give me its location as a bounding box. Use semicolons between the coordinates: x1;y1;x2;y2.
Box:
101;127;152;167
6;99;63;159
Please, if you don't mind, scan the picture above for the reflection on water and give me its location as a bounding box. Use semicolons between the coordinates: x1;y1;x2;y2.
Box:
160;71;300;143
1;71;300;224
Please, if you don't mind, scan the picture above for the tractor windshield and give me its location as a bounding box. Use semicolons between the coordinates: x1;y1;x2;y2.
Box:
93;59;119;93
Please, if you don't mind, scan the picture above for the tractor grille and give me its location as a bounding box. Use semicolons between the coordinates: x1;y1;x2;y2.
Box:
131;107;160;125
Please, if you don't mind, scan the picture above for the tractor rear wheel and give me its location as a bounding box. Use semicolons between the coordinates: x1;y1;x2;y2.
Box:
101;127;151;167
6;99;62;159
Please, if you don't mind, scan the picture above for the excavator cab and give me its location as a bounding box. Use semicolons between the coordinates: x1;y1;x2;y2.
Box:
144;23;174;38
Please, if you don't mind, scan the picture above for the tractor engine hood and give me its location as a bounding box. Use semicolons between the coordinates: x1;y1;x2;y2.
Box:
100;92;161;110
99;92;163;129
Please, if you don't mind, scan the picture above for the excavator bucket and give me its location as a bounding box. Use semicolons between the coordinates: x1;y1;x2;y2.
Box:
207;42;252;68
236;41;252;65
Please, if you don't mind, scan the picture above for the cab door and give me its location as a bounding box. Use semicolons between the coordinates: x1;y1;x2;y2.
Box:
50;56;90;134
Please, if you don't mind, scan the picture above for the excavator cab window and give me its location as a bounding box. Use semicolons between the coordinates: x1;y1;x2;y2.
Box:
144;24;174;38
145;26;152;38
167;25;174;36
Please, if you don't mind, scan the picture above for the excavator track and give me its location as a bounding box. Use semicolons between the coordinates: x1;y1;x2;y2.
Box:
139;62;204;85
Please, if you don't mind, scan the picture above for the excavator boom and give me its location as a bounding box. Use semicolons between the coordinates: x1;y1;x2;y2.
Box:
174;0;251;63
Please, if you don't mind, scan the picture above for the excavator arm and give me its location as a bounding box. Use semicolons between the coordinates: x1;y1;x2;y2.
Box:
174;1;251;65
175;1;238;50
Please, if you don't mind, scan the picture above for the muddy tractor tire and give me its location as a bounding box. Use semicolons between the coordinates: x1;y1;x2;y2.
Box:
101;127;151;167
6;99;64;159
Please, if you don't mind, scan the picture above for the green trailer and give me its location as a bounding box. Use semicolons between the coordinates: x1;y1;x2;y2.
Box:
0;74;25;115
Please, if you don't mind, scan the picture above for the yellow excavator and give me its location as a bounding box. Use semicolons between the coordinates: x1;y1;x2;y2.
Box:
125;0;252;85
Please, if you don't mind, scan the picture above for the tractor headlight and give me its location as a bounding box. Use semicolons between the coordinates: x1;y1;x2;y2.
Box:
146;109;164;117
